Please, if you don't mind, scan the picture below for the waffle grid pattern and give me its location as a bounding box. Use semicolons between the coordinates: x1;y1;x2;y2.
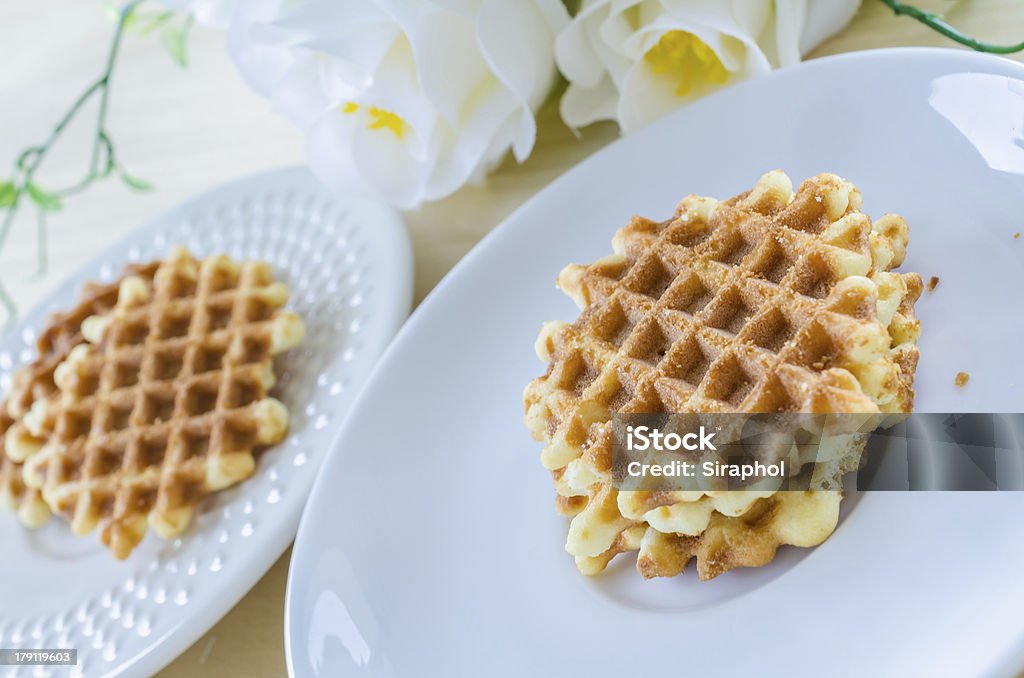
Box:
0;268;158;526
15;249;302;558
524;171;922;580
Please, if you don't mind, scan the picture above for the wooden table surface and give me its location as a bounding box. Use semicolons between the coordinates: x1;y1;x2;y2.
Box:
1;1;1022;675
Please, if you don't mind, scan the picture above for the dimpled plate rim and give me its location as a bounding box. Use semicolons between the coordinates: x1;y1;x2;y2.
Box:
0;167;413;678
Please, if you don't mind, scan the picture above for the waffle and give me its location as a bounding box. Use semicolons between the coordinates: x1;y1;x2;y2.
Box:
12;248;304;558
580;491;843;580
523;171;921;580
1;265;160;527
0;409;50;526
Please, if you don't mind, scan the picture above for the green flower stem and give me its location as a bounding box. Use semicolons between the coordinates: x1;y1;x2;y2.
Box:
0;0;144;332
33;210;48;281
878;0;1024;54
0;282;11;331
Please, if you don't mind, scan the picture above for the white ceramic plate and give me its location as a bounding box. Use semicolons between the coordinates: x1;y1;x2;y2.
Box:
0;168;413;678
286;50;1024;678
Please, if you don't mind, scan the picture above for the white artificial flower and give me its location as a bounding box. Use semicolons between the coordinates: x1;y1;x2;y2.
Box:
225;0;569;209
159;0;235;29
556;0;861;133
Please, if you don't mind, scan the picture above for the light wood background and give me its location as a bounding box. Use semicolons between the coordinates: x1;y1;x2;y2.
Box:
0;1;1021;676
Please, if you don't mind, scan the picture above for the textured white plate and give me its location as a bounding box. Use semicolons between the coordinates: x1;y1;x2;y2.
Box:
0;167;412;678
286;50;1024;678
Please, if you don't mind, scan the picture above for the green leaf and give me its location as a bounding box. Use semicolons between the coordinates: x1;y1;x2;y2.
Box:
119;3;142;31
25;184;61;212
133;10;174;37
0;182;17;209
162;23;189;68
119;169;153;192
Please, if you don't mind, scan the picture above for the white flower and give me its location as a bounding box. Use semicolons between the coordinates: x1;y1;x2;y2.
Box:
225;0;569;209
556;0;861;133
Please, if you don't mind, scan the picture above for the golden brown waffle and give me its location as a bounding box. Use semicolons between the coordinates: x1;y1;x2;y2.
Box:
14;248;304;558
580;491;843;580
0;409;49;527
5;266;162;420
1;264;160;528
523;171;922;580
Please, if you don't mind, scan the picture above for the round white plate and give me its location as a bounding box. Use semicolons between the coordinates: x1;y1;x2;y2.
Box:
0;167;413;678
286;49;1024;678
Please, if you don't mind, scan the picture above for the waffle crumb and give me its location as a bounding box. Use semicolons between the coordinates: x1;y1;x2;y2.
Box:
927;276;939;292
955;371;970;388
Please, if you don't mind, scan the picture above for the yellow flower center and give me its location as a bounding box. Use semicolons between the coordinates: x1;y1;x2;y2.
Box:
341;102;407;139
644;30;728;96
